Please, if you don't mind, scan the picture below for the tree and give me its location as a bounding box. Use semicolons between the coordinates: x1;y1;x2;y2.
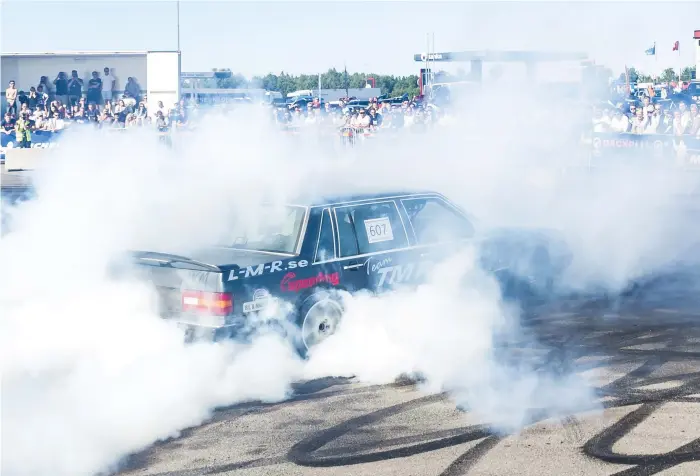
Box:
626;67;640;84
659;67;678;83
681;66;696;81
617;65;696;85
181;68;420;98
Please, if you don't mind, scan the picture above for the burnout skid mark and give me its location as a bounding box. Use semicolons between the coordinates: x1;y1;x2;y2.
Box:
117;299;700;476
284;306;700;475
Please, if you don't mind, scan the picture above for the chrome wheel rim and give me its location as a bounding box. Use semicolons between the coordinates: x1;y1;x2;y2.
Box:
301;299;343;350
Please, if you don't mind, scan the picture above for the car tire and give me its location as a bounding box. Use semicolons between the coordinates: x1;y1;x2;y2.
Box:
295;290;345;358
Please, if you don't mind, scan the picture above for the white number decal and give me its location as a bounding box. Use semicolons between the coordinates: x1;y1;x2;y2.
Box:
364;217;394;244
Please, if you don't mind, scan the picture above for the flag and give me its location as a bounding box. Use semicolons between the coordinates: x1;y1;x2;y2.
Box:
673;40;679;51
645;44;656;55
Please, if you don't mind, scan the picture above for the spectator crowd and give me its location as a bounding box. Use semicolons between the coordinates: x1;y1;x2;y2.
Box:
2;68;188;148
594;86;700;138
271;96;451;133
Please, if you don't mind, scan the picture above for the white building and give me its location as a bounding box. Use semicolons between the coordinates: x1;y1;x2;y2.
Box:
1;50;181;114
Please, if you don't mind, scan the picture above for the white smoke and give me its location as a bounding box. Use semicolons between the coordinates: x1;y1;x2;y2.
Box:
1;87;695;476
304;248;596;432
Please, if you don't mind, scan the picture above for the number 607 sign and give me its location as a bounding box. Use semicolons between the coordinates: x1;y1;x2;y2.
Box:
364;217;394;244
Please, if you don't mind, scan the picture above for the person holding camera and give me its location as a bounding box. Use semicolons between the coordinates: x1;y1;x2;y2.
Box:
54;72;69;106
67;70;84;106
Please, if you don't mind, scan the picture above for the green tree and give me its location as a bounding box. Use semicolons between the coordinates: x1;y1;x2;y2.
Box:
180;68;425;98
659;67;678;83
681;66;696;81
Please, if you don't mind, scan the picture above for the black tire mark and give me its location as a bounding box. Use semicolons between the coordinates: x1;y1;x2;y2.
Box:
284;307;700;475
287;394;492;467
119;299;700;476
437;436;503;476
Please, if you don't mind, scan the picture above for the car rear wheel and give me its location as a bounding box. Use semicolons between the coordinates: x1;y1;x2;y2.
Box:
298;292;344;355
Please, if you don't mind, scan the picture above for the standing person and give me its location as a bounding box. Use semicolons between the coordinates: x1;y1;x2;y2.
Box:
26;87;39;110
38;76;53;98
102;67;116;103
15;112;32;148
67;70;84;106
86;71;103;105
54;72;69;106
124;77;141;103
5;80;18;116
35;85;48;111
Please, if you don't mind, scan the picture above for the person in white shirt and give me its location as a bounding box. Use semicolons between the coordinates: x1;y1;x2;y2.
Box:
592;109;608;132
351;109;371;129
673;110;687;136
304;109;317;125
102;67;116;102
609;109;630;132
630;109;648;134
644;108;659;134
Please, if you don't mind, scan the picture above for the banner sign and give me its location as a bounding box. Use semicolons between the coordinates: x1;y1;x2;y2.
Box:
1;129;63;148
591;132;700;167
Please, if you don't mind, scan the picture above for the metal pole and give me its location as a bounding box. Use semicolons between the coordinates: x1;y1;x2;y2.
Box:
431;32;435;99
176;0;181;52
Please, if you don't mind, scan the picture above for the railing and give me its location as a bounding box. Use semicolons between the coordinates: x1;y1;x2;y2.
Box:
590;132;700;167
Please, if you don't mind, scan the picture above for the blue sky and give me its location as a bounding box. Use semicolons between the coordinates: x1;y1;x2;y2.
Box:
1;1;699;78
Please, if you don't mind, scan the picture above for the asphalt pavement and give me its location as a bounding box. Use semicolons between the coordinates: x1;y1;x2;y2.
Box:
116;297;700;476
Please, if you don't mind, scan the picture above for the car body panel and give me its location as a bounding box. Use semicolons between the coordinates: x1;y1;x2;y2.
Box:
129;191;571;337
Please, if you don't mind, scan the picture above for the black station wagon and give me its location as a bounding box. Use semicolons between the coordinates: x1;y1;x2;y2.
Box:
130;190;571;354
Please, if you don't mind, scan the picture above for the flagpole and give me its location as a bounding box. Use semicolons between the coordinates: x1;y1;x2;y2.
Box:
678;42;682;86
654;41;657;84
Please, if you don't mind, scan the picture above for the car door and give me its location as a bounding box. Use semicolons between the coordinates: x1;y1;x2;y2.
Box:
310;206;365;293
333;200;419;292
399;196;476;274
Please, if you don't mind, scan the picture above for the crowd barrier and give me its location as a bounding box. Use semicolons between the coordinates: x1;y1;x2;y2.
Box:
4;148;51;171
591;132;700;167
1;129;63;148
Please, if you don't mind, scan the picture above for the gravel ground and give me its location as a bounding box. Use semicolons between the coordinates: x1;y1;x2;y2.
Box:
116;297;700;476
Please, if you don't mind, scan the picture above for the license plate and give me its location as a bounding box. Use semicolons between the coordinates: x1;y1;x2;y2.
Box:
243;299;268;313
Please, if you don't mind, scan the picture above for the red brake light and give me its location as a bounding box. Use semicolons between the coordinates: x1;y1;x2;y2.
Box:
182;291;233;316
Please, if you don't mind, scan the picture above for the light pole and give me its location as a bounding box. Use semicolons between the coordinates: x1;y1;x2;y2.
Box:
176;0;181;52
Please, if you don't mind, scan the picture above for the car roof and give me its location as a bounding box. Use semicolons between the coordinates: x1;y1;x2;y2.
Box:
301;190;444;208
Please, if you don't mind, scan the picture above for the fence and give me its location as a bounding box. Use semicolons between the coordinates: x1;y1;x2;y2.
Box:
1;129;62;148
339;126;375;147
590;132;700;168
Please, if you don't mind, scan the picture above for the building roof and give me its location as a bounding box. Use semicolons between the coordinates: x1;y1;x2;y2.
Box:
1;51;178;58
413;50;588;63
303;189;441;207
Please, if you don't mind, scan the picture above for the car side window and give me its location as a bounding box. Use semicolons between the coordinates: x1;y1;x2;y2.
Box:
314;208;335;263
334;208;360;257
402;198;474;245
347;202;408;254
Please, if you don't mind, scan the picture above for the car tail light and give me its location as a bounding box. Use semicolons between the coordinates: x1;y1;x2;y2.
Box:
182;291;233;316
